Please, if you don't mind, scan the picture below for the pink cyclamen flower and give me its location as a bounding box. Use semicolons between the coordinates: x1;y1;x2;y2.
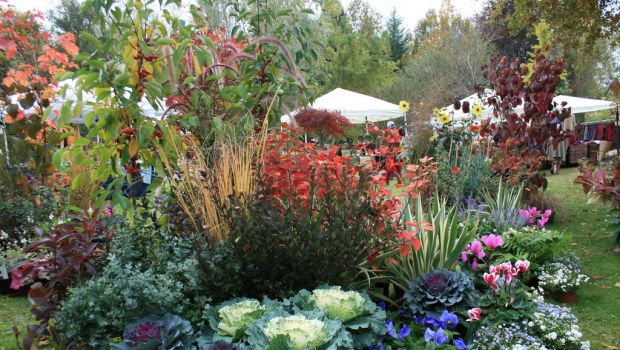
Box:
470;240;486;260
529;207;540;217
482;234;503;250
543;209;552;217
472;259;479;271
538;216;549;227
461;252;468;263
483;272;499;291
466;308;482;322
515;260;530;273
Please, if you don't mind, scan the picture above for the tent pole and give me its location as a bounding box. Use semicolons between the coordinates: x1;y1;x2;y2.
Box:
403;112;407;136
0;106;9;167
365;117;369;135
615;104;620;157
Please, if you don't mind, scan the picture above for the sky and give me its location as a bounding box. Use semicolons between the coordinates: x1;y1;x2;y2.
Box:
10;0;486;31
339;0;485;30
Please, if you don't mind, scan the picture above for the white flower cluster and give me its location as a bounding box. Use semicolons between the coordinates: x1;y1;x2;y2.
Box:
531;302;590;350
537;261;589;293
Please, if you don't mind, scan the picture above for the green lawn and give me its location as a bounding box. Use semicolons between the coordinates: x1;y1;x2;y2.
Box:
0;294;31;350
546;167;620;350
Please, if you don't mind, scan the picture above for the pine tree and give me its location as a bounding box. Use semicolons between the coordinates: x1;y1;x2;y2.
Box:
386;8;408;63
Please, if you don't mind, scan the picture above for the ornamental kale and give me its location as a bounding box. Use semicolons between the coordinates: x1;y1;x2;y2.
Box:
111;314;195;350
245;310;353;350
202;298;267;343
288;286;386;348
405;269;478;319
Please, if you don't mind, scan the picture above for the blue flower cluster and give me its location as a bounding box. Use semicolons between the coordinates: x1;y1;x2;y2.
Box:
471;322;548;350
419;311;467;350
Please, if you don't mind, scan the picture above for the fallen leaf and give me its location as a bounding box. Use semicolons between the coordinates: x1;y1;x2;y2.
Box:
602;343;619;350
601;285;612;289
615;282;620;288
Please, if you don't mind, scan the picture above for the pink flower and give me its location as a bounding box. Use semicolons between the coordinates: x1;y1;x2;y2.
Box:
461;252;468;262
543;209;552;217
466;308;482;322
483;272;499;291
472;259;479;271
515;260;530;273
482;234;503;250
9;268;25;290
529;207;540;217
499;262;512;274
538;216;549;227
470;240;486;260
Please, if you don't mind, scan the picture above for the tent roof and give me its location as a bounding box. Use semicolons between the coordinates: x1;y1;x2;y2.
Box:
283;88;403;124
2;79;165;124
441;90;617;122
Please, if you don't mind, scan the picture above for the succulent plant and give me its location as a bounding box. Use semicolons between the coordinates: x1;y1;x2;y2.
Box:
404;269;478;319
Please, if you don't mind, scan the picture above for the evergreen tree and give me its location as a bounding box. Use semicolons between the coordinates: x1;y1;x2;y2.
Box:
386;8;409;63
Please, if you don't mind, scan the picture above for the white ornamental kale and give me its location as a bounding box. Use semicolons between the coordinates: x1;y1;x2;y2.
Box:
289;286;386;349
246;310;353;350
204;298;267;342
263;315;326;350
309;287;366;322
217;299;266;336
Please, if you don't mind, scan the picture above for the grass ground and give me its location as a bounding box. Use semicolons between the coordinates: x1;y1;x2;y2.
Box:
0;168;618;349
546;167;620;350
0;294;30;350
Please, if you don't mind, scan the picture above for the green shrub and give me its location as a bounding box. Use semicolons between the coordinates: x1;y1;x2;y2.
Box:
0;183;60;249
198;193;391;302
493;227;563;271
55;227;208;348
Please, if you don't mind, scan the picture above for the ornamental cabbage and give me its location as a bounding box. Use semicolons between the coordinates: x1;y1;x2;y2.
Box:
289;286;386;348
405;269;478;319
246;310;353;350
309;287;365;322
264;315;326;350
204;298;267;343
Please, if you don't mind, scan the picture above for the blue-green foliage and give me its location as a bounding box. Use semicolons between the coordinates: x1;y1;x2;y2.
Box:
55;227;209;348
404;269;478;319
111;314;195;350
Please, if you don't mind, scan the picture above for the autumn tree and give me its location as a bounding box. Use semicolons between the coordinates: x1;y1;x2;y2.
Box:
48;0;97;54
0;5;78;179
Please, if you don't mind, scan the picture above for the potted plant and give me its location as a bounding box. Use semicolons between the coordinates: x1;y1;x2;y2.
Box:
536;254;589;304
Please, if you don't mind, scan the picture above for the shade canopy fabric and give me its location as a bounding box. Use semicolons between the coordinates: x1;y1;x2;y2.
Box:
443;90;617;122
2;79;165;124
282;87;404;124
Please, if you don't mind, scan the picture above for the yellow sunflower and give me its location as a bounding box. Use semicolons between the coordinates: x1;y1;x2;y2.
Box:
437;111;451;125
471;104;484;117
429;132;439;142
399;100;410;112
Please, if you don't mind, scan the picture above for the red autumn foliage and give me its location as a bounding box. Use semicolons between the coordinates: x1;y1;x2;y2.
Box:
574;164;620;203
0;6;78;91
10;212;112;348
480;51;568;183
293;108;353;139
260;127;436;256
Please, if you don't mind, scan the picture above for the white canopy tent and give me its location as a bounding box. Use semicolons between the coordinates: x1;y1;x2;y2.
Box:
441;90;617;123
1;79;165;125
281;87;405;125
